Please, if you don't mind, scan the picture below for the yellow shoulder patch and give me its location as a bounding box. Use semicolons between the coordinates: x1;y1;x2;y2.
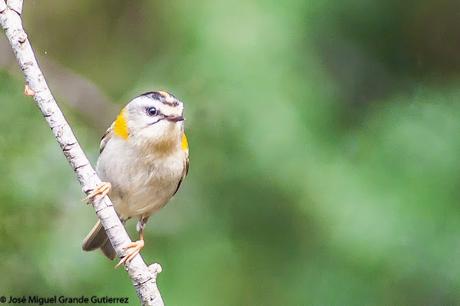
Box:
181;133;189;151
114;108;129;140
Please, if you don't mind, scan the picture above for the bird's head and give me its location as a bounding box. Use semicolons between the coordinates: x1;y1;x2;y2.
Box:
113;91;185;151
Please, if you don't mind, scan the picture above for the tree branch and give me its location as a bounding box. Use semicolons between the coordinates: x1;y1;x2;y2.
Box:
0;2;164;305
0;38;119;130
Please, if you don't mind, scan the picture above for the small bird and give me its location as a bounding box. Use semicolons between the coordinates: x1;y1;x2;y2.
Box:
82;91;189;267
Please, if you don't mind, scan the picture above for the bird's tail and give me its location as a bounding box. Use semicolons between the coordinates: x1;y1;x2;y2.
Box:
82;220;116;260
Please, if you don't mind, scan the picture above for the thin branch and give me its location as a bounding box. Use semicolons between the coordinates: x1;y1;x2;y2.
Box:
6;0;21;14
0;2;164;305
0;38;119;130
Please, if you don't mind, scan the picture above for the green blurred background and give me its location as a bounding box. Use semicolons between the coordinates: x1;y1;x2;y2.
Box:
2;0;460;305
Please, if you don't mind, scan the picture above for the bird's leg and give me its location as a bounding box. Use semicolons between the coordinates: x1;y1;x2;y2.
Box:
115;217;148;268
83;182;112;203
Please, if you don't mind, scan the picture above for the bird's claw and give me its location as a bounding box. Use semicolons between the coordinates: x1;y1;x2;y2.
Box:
83;182;112;204
114;239;145;269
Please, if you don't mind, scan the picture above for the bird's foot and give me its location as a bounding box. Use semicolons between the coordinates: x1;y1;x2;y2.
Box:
83;182;111;204
115;239;145;268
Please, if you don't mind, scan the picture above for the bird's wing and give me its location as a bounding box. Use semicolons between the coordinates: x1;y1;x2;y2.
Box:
183;132;189;176
172;133;189;196
99;122;114;153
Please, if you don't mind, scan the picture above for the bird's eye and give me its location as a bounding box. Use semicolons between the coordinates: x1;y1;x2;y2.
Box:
146;106;158;116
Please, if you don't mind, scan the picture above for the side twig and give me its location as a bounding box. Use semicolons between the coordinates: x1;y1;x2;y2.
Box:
0;2;164;305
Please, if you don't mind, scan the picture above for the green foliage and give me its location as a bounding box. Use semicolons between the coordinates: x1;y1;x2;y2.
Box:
2;0;460;304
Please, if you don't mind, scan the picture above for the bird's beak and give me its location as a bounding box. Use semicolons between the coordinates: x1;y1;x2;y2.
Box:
165;115;184;122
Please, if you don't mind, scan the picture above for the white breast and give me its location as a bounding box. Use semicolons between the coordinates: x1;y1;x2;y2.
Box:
96;136;185;220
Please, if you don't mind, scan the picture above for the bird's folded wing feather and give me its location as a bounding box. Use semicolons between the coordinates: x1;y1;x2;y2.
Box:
99;123;114;153
172;133;189;196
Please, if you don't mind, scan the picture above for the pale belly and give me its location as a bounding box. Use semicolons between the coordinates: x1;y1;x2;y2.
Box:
96;137;185;220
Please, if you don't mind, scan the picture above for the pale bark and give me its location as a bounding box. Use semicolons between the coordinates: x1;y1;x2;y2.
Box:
0;38;119;130
0;1;164;305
